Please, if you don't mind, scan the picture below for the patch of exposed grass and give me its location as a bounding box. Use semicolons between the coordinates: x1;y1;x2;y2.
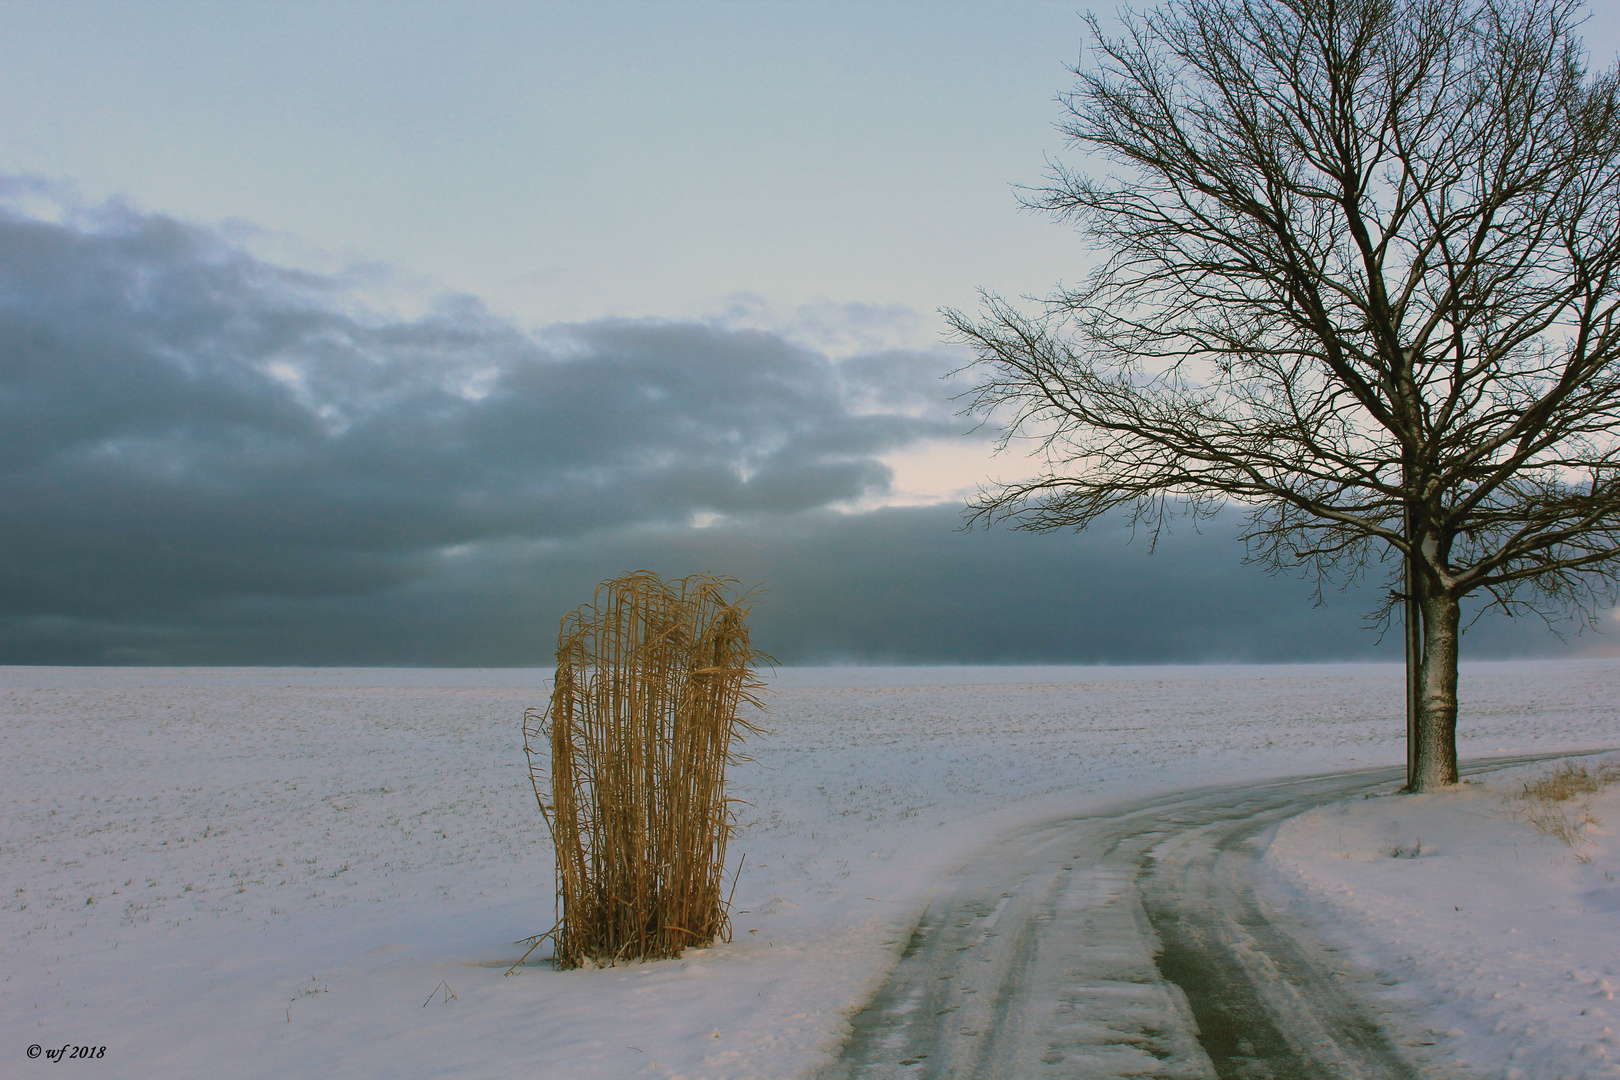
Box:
1521;760;1620;802
1510;759;1620;862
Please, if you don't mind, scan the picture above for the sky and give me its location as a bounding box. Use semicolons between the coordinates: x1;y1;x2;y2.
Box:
2;0;1618;666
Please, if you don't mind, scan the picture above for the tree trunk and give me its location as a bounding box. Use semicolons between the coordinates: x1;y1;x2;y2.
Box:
1411;591;1461;791
1403;507;1421;791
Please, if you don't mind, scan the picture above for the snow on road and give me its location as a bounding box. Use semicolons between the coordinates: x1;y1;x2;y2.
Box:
3;661;1618;1079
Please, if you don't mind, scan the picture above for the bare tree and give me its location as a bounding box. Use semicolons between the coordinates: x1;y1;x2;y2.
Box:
949;0;1620;790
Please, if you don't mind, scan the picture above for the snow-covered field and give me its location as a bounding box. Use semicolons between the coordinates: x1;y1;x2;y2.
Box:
3;661;1618;1079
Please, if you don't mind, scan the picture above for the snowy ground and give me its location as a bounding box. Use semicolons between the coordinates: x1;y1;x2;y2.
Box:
1263;752;1620;1080
3;660;1618;1079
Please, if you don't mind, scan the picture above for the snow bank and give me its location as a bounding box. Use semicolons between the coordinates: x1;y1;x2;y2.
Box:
1263;754;1620;1080
3;661;1618;1078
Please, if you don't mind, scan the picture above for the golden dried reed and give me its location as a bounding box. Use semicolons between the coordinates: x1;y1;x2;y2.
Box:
523;571;767;969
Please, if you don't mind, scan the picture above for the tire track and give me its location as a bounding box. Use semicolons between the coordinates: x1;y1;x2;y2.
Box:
820;752;1597;1080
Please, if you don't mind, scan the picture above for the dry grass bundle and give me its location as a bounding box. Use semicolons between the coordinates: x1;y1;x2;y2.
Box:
522;571;768;969
1511;759;1620;861
1521;761;1620;803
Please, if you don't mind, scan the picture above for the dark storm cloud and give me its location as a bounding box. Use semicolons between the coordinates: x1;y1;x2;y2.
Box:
0;503;1580;666
0;190;1593;665
0;193;964;633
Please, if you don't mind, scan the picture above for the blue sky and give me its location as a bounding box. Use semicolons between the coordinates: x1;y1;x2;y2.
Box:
2;0;1616;665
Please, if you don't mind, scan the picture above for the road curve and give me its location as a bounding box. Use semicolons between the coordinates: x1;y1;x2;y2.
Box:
818;752;1592;1080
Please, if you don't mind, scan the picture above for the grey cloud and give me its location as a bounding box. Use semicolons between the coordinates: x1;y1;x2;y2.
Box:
0;191;1592;667
0;504;1584;666
0;194;967;631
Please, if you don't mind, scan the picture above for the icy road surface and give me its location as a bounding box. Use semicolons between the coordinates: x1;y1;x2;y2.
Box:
824;753;1604;1080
